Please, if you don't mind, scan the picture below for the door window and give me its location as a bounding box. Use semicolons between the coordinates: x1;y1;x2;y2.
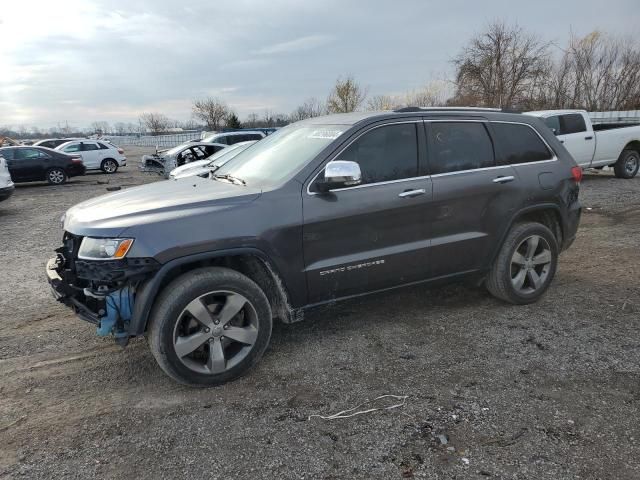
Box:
338;123;418;185
560;114;587;134
63;143;81;153
544;116;561;135
492;123;553;165
82;143;99;151
15;148;42;160
428;122;494;174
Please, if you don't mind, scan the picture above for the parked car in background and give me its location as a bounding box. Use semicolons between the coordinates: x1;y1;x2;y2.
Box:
140;142;227;177
0;146;85;184
169;141;257;179
525;109;640;178
55;140;126;173
200;131;265;145
46;108;581;386
33;138;84;149
0;154;15;201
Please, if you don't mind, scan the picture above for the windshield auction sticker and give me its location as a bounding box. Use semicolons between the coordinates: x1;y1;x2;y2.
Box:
308;129;344;140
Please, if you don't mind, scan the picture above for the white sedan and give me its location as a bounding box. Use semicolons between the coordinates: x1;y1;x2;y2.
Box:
55;140;126;173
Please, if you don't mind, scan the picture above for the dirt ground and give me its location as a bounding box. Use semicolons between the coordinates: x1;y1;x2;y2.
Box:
0;147;639;479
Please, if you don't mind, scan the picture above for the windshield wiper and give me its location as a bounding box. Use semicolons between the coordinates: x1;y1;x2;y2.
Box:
212;173;246;186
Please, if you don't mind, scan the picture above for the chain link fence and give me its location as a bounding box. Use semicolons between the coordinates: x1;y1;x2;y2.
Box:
108;131;203;148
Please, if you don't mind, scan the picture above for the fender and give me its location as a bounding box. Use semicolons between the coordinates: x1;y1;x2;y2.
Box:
488;202;564;266
128;247;289;336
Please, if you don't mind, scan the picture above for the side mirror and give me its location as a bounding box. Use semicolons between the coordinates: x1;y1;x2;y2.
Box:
316;160;362;192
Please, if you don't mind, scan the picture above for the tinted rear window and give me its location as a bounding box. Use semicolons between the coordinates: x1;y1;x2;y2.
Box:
492;123;553;165
428;122;494;174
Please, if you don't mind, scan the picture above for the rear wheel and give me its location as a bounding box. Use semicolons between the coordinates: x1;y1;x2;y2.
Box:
46;167;67;185
614;150;639;179
101;158;119;174
147;267;272;387
486;222;558;304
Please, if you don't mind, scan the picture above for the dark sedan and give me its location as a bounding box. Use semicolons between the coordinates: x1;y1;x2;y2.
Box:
0;146;86;185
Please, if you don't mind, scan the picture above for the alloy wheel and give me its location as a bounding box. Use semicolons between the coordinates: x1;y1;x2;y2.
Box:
104;160;117;173
510;235;552;294
48;169;65;184
173;291;259;375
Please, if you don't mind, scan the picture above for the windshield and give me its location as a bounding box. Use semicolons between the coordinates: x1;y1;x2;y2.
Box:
206;142;253;167
165;143;192;156
213;124;348;187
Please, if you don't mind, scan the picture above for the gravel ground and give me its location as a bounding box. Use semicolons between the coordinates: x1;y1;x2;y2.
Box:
0;149;639;479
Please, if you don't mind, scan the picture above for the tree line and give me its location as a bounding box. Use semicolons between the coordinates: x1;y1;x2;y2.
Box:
3;22;639;139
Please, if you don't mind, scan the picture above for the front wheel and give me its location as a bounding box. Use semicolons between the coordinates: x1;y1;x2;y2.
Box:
101;158;119;174
486;222;558;305
46;167;67;185
614;150;639;179
147;267;272;387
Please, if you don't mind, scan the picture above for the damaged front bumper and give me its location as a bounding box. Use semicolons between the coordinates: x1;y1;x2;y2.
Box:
46;244;160;344
139;154;175;178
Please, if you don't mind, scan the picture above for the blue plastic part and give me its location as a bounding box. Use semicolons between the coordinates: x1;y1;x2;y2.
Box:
96;286;133;337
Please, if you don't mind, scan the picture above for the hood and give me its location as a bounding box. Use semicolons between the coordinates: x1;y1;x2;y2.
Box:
64;176;261;236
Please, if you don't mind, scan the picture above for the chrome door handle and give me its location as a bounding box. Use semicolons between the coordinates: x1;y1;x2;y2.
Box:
493;175;515;184
398;188;426;198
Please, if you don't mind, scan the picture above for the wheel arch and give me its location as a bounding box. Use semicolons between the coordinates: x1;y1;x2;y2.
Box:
129;248;296;336
622;140;640;155
490;204;564;265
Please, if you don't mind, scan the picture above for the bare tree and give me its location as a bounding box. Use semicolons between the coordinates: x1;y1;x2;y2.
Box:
403;81;450;107
192;97;229;131
139;112;170;135
367;94;402;111
327;76;367;113
114;122;127;135
90;121;110;135
290;97;325;121
452;21;551;108
244;113;259;128
547;32;640;110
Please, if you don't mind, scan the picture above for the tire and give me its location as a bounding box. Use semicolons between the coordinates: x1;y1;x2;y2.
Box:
46;167;67;185
613;150;639;179
101;158;119;174
147;267;272;387
486;222;558;305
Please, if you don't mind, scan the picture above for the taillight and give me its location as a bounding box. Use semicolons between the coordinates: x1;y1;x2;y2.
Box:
71;156;83;164
571;166;583;183
117;148;124;154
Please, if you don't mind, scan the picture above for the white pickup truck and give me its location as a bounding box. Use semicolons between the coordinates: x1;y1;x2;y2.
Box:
525;110;640;179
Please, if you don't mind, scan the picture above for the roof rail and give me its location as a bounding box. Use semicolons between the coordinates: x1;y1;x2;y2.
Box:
393;106;507;113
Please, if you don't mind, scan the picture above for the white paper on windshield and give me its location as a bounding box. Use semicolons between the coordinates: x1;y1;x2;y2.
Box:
308;130;343;140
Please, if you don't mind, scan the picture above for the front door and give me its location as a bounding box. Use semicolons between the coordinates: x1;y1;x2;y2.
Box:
302;121;433;304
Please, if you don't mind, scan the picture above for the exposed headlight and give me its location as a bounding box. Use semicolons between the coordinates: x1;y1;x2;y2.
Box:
78;237;134;260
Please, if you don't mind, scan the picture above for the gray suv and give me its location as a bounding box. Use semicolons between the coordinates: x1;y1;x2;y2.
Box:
46;108;582;386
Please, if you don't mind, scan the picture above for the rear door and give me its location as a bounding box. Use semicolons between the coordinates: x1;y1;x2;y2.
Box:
426;120;523;278
302;121;433;303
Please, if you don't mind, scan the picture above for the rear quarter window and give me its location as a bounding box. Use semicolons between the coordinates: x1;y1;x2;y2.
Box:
492;123;553;165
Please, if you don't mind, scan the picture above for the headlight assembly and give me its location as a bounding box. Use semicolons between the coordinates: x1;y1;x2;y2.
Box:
78;237;134;260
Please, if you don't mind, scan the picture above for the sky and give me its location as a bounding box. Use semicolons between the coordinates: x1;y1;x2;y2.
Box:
0;0;637;130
